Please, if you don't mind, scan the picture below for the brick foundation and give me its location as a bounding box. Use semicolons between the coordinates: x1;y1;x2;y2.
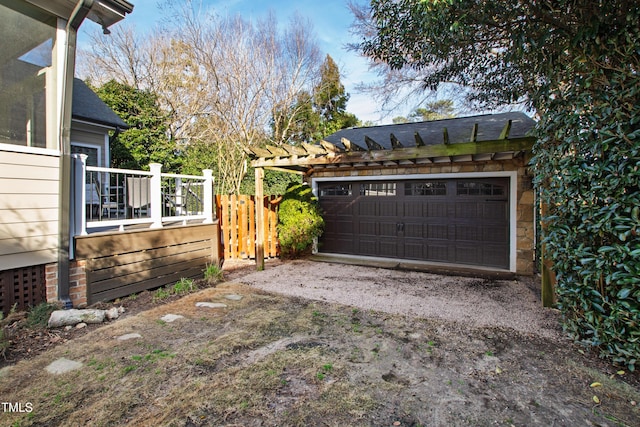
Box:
45;260;88;308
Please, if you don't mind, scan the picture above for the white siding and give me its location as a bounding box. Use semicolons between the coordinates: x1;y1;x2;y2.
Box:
0;149;59;270
71;122;110;167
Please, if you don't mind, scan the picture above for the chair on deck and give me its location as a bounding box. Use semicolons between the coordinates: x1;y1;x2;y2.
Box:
85;182;101;218
126;177;151;217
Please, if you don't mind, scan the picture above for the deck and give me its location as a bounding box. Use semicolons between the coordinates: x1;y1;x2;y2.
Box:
71;155;220;304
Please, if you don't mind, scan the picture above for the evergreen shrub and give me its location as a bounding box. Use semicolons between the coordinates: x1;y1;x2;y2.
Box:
277;183;324;258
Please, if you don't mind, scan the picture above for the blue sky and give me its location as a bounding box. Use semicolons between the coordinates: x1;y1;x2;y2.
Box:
79;0;390;124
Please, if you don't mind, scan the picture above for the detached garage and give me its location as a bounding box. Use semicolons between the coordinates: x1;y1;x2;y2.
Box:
248;112;537;275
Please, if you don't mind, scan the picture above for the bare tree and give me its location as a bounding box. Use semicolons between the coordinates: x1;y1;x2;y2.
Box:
78;0;322;193
347;1;472;117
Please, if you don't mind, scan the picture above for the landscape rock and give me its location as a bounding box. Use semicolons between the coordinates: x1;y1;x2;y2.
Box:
225;294;243;301
195;302;227;308
105;307;123;320
48;309;106;328
117;333;142;341
75;322;87;329
46;358;83;375
160;314;184;323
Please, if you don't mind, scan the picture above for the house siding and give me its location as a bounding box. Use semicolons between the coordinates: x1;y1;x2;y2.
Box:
71;126;106;146
71;123;110;167
0;149;60;271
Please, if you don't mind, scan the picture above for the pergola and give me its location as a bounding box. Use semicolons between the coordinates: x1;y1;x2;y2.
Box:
246;112;537;270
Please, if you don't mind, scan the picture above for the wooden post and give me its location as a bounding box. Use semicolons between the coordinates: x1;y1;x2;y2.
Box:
255;167;265;270
540;199;556;307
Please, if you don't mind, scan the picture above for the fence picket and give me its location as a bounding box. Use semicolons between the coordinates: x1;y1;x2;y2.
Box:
216;195;279;260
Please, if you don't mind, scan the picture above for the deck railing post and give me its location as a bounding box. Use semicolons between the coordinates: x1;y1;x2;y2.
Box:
149;163;163;228
72;154;88;236
203;169;214;224
175;177;183;216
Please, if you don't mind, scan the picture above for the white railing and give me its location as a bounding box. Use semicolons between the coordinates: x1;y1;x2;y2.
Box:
71;154;214;236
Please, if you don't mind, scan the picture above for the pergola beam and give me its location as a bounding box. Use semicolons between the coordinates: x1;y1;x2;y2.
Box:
251;137;535;169
365;136;385;151
499;120;512;139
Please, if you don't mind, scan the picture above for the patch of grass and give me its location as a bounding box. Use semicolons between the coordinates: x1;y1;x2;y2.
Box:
125;349;175;375
204;263;224;284
26;302;57;328
372;343;381;355
153;286;172;302
173;278;196;295
122;365;137;374
0;311;8;358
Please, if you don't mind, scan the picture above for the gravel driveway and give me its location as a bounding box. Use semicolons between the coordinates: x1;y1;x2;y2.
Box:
236;259;562;339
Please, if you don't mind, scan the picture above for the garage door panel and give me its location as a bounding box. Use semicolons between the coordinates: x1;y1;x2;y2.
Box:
326;219;353;234
404;222;424;238
481;204;508;221
378;200;399;216
321;236;355;253
454;244;482;265
456;202;480;218
358;238;378;256
358;201;377;215
379;221;398;237
359;220;377;236
483;226;508;242
481;245;509;267
455;225;482;242
425;223;449;240
404;240;424;259
403;201;424;218
426;202;448;218
379;238;400;258
426;243;450;262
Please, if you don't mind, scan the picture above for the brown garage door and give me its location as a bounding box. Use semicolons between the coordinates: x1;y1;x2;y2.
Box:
318;178;510;269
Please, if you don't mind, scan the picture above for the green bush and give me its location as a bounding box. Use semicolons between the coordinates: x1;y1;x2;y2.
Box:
277;183;324;258
533;57;640;370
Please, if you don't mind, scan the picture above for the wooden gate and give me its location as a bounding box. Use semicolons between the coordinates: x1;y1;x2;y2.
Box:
216;195;280;260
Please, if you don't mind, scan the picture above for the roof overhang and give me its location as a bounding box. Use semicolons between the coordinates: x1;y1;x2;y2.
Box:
25;0;133;29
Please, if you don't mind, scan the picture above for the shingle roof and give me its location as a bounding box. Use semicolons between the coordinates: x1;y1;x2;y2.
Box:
323;111;535;150
72;78;128;129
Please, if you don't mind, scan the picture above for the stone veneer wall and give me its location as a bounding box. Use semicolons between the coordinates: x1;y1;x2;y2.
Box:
310;156;536;275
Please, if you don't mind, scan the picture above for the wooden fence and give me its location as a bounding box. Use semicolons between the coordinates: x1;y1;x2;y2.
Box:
216;195;280;260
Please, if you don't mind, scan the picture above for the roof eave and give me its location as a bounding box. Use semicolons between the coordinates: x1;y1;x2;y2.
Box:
25;0;134;29
72;116;128;130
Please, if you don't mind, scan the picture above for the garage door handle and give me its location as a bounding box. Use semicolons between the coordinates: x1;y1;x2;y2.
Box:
396;223;405;232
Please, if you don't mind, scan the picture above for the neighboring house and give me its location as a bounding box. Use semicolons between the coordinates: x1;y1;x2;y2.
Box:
71;78;128;169
249;112;537;276
0;0;133;314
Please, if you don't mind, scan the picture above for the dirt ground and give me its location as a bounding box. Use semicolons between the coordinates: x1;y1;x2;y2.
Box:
1;258;639;426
